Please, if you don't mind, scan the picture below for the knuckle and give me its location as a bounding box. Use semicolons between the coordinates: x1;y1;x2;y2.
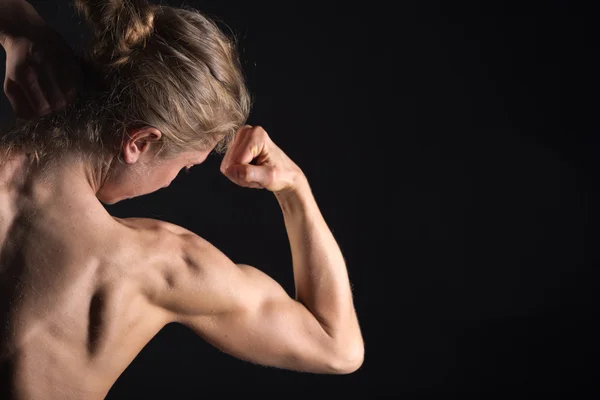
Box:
239;124;252;135
251;125;267;137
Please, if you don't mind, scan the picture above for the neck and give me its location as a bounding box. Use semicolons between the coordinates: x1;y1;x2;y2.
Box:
1;149;115;210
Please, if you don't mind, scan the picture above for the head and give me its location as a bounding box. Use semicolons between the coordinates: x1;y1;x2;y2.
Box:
0;0;251;204
94;126;213;204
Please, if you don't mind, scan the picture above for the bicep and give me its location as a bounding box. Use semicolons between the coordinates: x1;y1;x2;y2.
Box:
145;232;340;373
181;264;338;373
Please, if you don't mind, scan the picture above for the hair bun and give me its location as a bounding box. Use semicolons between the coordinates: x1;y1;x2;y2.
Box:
75;0;155;67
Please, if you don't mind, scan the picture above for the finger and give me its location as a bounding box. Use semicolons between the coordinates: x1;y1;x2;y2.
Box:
38;65;67;111
16;64;52;116
221;126;267;173
4;79;35;119
220;125;254;172
220;125;249;171
225;164;273;188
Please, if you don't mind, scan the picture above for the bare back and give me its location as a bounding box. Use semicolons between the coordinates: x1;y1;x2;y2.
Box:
0;169;177;398
0;150;359;399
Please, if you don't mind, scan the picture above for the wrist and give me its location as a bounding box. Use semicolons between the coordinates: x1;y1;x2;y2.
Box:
274;174;312;214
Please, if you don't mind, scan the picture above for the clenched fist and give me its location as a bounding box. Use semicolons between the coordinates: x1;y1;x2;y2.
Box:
220;125;305;195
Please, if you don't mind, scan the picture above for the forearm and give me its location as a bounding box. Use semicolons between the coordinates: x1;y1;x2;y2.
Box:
275;175;363;352
0;0;45;46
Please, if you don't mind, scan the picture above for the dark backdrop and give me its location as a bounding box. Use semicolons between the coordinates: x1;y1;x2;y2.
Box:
1;0;598;397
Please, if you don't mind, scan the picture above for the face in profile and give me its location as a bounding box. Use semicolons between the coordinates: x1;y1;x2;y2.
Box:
95;127;212;204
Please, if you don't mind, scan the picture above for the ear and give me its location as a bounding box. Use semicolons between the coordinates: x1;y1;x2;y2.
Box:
122;126;162;164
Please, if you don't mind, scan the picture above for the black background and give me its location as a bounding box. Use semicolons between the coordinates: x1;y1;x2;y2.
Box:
1;0;599;397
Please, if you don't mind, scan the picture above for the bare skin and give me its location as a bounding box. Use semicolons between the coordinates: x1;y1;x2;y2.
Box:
0;124;364;399
0;2;363;397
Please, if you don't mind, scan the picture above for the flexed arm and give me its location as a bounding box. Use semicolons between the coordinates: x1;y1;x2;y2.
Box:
221;126;364;366
144;126;364;374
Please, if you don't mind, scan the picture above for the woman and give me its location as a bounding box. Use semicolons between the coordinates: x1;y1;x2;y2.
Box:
0;0;364;398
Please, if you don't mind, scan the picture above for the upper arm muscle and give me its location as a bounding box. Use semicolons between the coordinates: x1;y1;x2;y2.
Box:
145;229;340;374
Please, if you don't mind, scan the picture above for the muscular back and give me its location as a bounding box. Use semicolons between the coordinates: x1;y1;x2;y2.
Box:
0;192;174;398
0;164;349;399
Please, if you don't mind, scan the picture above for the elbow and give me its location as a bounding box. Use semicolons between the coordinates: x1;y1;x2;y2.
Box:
329;341;365;374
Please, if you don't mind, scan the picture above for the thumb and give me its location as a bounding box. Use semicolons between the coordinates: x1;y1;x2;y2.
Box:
226;164;272;187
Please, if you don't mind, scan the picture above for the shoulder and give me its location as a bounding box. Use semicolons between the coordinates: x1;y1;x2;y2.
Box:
112;216;223;273
113;216;195;237
113;217;217;259
112;216;231;304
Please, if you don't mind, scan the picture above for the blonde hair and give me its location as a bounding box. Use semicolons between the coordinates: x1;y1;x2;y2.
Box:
0;0;251;171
